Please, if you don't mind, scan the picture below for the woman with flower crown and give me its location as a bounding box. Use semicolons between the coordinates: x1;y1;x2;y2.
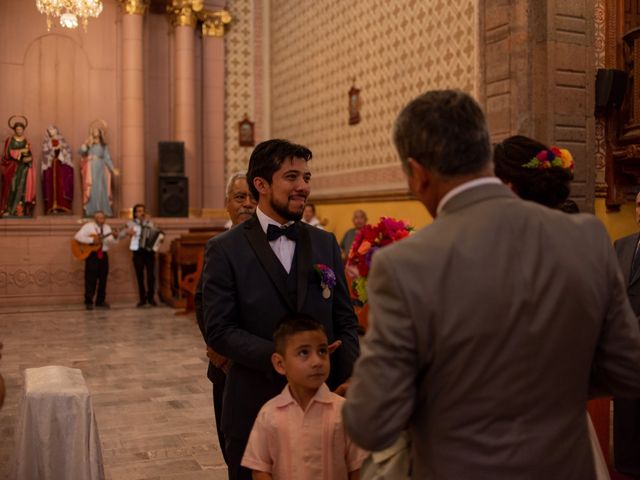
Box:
493;135;610;480
493;135;576;211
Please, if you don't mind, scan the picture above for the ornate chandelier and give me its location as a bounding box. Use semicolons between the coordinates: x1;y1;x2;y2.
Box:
36;0;103;31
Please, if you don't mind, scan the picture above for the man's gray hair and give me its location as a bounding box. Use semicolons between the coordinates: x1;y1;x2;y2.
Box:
226;172;247;200
392;90;491;177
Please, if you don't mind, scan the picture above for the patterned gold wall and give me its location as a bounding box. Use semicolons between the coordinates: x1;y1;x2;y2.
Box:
269;0;477;198
224;0;255;176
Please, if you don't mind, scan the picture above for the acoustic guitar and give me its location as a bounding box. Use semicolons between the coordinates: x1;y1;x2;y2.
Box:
70;231;115;261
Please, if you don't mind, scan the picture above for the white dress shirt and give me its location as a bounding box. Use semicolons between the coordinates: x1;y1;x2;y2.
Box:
74;222;117;252
256;207;296;273
436;177;503;216
123;219;155;251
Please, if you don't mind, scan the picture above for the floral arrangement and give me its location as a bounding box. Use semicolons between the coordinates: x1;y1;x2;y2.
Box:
347;217;413;305
521;146;574;174
313;264;336;299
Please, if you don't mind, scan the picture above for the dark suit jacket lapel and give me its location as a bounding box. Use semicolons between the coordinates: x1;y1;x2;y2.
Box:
628;233;640;287
296;224;312;311
243;216;295;310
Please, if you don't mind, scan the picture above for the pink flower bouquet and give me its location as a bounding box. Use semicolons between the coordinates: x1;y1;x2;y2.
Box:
347;217;413;306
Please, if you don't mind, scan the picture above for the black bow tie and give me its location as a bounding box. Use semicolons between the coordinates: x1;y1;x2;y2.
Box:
267;223;299;242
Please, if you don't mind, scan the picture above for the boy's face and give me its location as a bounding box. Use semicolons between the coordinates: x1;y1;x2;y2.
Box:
272;329;330;390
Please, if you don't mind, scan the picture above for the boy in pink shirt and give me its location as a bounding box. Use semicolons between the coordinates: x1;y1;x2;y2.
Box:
241;314;367;479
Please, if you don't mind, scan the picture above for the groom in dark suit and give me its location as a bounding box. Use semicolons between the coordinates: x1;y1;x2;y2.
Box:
613;191;640;479
201;139;360;480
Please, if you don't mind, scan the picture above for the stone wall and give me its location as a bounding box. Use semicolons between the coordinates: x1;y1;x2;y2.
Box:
479;0;596;212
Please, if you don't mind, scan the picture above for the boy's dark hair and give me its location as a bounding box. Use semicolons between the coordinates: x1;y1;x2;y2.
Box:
273;313;326;355
246;139;312;201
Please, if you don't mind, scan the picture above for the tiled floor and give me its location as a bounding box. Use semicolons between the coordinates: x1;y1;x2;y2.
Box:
0;303;227;480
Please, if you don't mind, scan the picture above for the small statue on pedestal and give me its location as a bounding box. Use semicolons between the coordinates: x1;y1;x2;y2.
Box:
1;115;36;218
79;120;118;217
42;125;74;214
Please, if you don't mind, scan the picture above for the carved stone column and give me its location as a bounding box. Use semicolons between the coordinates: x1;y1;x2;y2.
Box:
479;0;596;212
168;1;199;215
201;10;231;214
118;0;150;217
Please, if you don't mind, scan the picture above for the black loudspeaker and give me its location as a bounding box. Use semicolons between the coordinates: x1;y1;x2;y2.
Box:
159;176;188;217
158;141;185;176
595;69;628;111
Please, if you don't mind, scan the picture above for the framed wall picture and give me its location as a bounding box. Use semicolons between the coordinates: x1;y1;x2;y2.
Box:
238;115;255;147
348;83;361;125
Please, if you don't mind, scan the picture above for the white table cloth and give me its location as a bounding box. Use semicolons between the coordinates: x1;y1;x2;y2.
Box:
13;366;105;480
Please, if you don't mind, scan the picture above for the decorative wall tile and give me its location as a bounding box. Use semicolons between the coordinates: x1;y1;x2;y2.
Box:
269;0;476;197
224;0;254;178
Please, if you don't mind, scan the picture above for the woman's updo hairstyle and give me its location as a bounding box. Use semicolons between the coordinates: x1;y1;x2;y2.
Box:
493;135;574;209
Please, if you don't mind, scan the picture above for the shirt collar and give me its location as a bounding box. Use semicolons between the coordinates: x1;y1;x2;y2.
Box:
436;177;502;216
274;383;333;409
256;206;294;235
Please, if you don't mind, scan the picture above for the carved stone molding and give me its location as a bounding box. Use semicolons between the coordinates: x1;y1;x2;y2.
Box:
0;268;84;289
200;10;232;37
119;0;150;15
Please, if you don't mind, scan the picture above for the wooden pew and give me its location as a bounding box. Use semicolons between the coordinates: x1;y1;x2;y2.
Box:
159;226;225;308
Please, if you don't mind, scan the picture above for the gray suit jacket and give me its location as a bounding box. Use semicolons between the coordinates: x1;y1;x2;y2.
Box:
344;183;640;480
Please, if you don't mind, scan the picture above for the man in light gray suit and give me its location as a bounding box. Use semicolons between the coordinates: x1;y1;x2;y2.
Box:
613;191;640;479
343;90;640;480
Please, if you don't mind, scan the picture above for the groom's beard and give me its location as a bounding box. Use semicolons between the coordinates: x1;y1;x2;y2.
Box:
270;196;305;222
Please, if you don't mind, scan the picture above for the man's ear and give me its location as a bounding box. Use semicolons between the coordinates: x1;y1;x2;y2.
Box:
271;353;286;375
407;158;431;194
254;177;269;195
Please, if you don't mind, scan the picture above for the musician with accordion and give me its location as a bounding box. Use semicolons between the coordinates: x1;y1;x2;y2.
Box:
73;211;118;310
122;203;164;307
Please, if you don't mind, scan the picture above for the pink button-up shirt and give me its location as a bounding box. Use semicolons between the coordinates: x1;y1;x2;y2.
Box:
242;383;367;479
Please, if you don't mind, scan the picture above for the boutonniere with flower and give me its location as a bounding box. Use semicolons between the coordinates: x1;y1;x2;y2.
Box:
313;264;336;299
347;217;413;305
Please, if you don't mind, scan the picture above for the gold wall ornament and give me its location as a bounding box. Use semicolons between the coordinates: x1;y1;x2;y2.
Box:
200;9;232;37
167;0;198;27
118;0;150;16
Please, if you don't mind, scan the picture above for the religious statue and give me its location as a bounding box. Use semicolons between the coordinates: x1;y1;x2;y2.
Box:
79;120;118;217
42;125;74;214
1;115;36;217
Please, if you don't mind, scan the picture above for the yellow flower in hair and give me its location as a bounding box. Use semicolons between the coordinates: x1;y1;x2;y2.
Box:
558;148;574;170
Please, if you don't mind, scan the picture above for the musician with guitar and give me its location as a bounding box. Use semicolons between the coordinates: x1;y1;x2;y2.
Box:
73;211;118;310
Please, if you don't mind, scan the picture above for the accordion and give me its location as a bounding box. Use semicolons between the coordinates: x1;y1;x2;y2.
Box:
140;225;165;252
